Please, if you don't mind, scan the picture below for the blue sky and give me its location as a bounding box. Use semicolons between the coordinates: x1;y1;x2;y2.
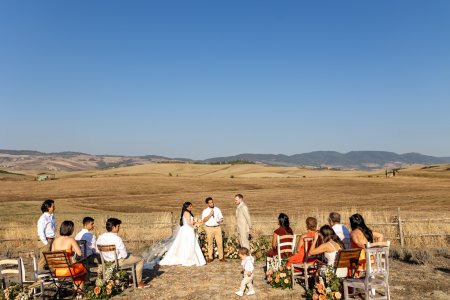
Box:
1;1;449;159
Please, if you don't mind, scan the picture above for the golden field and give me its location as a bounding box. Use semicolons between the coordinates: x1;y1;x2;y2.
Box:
0;163;449;250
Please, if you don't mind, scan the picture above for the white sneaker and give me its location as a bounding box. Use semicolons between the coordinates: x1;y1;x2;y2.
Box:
235;290;244;297
247;290;255;296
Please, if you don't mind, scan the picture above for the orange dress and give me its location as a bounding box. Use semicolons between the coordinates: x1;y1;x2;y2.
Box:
53;249;87;284
286;231;315;268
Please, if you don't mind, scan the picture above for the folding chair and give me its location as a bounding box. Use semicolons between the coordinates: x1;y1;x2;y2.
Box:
97;245;137;288
43;251;87;299
343;241;391;300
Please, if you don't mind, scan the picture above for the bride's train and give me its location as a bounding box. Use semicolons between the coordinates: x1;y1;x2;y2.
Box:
143;213;206;269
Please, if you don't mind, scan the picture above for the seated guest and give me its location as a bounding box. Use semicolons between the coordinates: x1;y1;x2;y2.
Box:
349;213;384;273
266;213;294;259
309;225;344;266
349;213;384;248
96;218;146;288
287;217;317;267
328;212;351;249
75;216;100;263
51;221;87;293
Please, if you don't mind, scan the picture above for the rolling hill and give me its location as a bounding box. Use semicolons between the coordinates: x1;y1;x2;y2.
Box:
1;149;449;171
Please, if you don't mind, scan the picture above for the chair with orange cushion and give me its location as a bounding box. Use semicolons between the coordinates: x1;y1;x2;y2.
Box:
43;250;87;299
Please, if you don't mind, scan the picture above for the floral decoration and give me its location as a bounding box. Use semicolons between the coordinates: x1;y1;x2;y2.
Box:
265;258;292;289
86;263;129;299
306;265;343;300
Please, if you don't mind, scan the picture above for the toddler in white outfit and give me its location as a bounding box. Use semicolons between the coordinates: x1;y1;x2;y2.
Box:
235;247;255;297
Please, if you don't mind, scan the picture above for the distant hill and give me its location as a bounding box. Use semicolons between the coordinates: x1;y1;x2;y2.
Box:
203;151;450;169
1;149;449;171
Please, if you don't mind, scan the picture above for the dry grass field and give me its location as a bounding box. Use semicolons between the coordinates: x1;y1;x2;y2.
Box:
0;163;449;299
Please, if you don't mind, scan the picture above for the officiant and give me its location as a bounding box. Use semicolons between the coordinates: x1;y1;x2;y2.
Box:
202;197;226;263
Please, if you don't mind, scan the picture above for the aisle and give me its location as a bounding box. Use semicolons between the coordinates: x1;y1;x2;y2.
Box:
116;260;300;299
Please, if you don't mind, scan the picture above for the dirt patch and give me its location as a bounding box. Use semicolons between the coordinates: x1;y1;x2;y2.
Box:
113;257;450;300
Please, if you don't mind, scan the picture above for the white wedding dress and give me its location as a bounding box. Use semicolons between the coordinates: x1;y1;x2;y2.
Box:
157;214;206;267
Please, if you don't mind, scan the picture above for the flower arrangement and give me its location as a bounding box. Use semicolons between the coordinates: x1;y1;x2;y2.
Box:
265;258;292;289
249;237;271;261
1;283;32;300
223;236;241;259
198;231;270;261
306;265;343;300
86;263;129;299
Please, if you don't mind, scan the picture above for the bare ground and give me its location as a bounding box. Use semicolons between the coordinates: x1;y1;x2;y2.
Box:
114;257;450;300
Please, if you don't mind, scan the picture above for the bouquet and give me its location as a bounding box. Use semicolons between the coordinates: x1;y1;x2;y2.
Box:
265;258;292;289
86;263;129;299
306;265;343;300
193;218;203;229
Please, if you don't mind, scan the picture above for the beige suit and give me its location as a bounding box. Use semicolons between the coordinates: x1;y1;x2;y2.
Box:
236;202;252;249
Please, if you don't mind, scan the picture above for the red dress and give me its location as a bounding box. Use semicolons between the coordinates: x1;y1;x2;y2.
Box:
286;231;315;268
266;227;294;258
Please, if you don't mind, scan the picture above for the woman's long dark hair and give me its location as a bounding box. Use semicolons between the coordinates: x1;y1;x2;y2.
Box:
278;213;292;233
320;225;345;249
180;202;194;226
349;213;373;243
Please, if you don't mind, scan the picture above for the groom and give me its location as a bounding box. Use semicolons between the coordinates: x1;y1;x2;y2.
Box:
235;194;252;249
202;197;225;263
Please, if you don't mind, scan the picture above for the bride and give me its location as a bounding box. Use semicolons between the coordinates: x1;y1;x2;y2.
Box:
156;202;206;267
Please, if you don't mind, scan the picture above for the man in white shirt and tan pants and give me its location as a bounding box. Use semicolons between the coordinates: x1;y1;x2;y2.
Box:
202;197;226;263
36;199;56;271
96;218;146;288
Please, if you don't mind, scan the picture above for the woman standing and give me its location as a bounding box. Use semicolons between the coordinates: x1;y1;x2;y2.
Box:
159;202;206;266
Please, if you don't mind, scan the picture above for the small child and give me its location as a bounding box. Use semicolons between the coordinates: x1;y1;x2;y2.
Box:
235;247;255;297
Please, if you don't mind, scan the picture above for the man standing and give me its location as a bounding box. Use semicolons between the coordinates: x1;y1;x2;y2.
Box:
75;216;100;263
328;212;351;249
36;199;56;271
96;218;146;288
235;194;252;249
202;197;225;263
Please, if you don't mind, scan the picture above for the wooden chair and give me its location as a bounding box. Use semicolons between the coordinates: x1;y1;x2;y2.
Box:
291;237;322;290
76;240;92;274
43;251;87;299
97;245;137;288
18;250;51;300
266;234;295;270
0;257;23;289
343;241;391;300
333;248;362;278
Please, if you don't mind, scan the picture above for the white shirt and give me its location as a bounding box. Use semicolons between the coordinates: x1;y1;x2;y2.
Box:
332;223;351;249
37;212;56;245
241;255;254;273
75;229;98;257
202;207;224;227
96;232;128;261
